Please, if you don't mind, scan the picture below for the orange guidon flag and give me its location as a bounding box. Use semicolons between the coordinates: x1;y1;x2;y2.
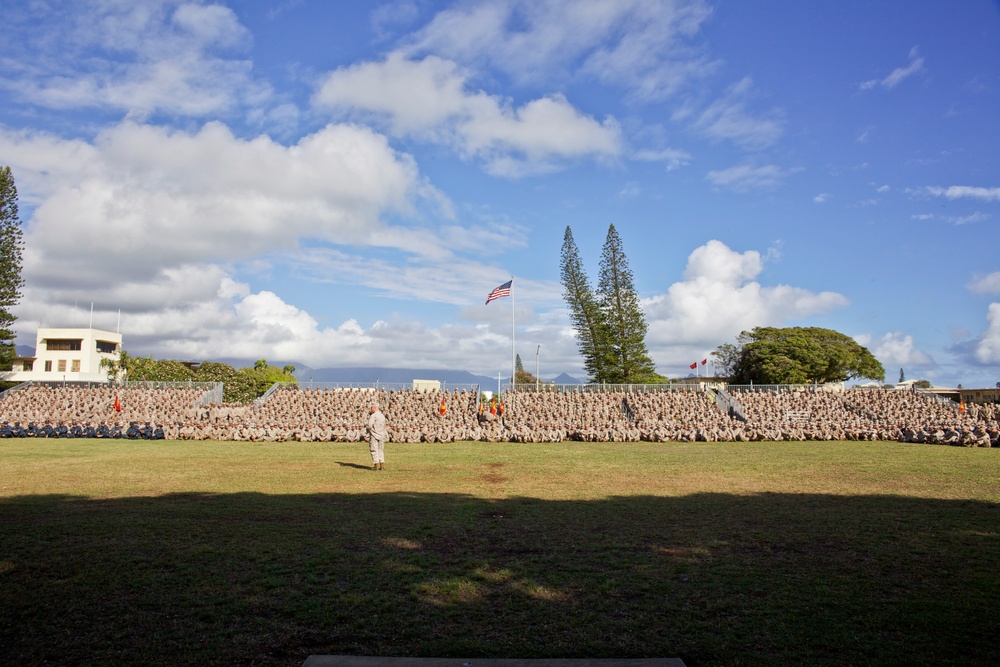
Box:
114;395;122;412
489;398;497;415
439;397;447;416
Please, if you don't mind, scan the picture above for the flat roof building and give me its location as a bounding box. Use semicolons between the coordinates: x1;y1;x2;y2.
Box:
4;326;122;383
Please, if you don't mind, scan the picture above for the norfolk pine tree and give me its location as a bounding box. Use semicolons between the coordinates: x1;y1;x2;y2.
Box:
0;166;25;370
560;226;612;382
597;224;656;384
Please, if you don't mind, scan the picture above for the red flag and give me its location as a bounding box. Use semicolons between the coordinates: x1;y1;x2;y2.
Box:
701;359;707;366
498;400;505;416
689;362;697;370
489;397;497;415
439;397;447;417
114;395;122;412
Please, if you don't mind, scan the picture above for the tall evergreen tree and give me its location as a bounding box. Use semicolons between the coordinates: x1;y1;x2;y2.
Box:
560;226;611;382
0;166;25;370
597;224;656;383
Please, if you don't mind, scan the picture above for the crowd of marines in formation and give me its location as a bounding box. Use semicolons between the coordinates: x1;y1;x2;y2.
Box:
0;383;997;447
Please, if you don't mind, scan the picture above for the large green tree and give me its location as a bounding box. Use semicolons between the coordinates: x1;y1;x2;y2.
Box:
0;166;25;370
715;326;885;384
560;226;612;382
597;224;657;384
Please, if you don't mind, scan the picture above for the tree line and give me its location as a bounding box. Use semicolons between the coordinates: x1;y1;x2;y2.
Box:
101;351;297;403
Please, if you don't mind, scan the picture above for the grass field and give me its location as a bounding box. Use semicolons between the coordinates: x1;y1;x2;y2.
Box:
1;439;998;666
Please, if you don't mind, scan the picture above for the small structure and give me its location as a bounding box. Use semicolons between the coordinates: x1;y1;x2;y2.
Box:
4;326;122;383
412;379;441;392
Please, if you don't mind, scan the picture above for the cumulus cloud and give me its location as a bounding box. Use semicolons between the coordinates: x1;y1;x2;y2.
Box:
642;240;849;363
313;52;624;176
974;303;1000;364
3;120;452;291
402;0;716;100
968;272;1000;295
855;332;934;367
860;47;925;91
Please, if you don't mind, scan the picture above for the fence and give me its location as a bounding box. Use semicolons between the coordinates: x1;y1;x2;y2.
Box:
294;381;482;394
726;383;844;393
503;382;708;394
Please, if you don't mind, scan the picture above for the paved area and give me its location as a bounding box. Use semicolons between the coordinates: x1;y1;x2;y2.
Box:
303;658;685;667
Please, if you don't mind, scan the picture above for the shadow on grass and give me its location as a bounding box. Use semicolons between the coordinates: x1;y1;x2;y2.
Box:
1;491;997;667
336;461;376;470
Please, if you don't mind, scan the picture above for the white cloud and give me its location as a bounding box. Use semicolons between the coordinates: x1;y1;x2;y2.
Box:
856;332;934;367
925;185;1000;202
313;52;624;176
632;147;691;171
642;240;849;359
813;193;830;203
947;211;988;226
706;164;795;192
968;272;1000;295
860;47;925;91
2;0;269;119
6;121;447;284
403;0;716;100
688;77;784;149
974;303;1000;364
0;118;485;330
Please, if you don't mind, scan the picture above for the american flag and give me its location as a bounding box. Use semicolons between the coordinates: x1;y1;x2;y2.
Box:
485;279;512;304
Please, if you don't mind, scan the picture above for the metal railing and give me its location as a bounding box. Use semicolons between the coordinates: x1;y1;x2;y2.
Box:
294;381;482;394
726;383;844;393
503;382;708;394
713;386;746;422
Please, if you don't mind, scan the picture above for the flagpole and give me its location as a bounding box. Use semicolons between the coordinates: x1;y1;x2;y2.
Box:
510;276;515;400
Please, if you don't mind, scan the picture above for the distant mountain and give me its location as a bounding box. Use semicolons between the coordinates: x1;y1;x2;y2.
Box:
295;366;498;388
16;346;584;388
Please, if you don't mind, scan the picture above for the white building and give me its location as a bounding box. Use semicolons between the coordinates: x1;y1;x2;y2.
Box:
4;327;122;383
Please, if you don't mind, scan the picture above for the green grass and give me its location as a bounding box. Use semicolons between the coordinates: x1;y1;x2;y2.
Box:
1;440;998;666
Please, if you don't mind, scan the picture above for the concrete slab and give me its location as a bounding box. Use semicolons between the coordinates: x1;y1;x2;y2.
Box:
303;658;685;667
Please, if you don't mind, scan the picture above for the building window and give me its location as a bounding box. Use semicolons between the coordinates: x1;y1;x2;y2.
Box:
71;359;81;373
23;360;33;372
45;360;52;372
57;360;66;372
96;340;117;354
46;339;82;351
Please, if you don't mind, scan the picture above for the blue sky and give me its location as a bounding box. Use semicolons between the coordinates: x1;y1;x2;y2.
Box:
1;0;998;386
